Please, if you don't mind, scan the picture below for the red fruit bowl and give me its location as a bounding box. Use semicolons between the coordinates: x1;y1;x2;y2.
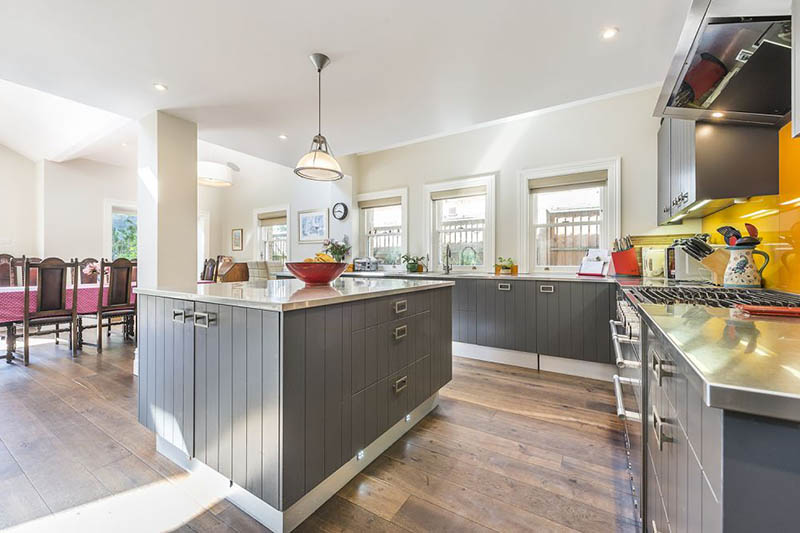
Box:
285;262;348;285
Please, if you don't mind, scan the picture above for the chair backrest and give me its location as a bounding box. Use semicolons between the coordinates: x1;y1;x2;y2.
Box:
201;258;217;281
24;257;78;320
78;257;99;284
14;257;42;286
98;258;135;310
0;254;13;287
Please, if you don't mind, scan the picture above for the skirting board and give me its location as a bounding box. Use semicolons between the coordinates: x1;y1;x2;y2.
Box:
157;392;440;533
452;342;615;382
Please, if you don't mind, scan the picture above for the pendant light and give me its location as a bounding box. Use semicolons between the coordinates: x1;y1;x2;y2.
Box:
294;53;344;181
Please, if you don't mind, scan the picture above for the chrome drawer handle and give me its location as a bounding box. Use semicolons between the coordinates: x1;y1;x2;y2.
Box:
393;324;408;340
497;283;511;291
393;375;408;393
393;299;408;314
651;350;673;385
652;406;668;450
194;312;216;329
539;285;554;293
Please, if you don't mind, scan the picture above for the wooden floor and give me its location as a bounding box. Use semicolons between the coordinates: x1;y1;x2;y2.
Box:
0;334;637;532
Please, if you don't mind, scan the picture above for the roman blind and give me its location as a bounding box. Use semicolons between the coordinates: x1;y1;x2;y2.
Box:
429;185;486;201
357;196;402;209
257;210;287;226
528;170;607;193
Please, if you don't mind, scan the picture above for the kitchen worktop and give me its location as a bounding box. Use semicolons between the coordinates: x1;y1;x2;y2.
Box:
275;270;618;283
637;301;800;422
135;277;453;312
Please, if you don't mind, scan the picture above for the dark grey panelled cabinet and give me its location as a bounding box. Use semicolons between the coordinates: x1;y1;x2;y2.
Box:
475;279;529;351
453;280;477;344
534;281;614;363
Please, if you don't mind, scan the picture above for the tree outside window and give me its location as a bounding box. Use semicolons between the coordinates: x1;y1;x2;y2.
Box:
112;210;137;260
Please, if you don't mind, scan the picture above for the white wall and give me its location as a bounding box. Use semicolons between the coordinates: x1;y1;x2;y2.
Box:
0;143;38;255
355;87;700;262
200;141;358;263
41;158;137;260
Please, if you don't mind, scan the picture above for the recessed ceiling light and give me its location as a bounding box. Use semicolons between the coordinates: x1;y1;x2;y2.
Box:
601;27;619;40
711;111;725;118
121;142;128;148
152;82;168;92
279;134;288;140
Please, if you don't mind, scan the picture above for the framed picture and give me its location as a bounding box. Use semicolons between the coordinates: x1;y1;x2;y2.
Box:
231;228;243;251
298;208;329;243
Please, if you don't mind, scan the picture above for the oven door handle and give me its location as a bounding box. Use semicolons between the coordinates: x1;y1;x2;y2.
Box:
613;374;641;421
610;320;641;369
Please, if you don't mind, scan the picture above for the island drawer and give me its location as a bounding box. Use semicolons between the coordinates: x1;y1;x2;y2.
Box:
350;290;434;331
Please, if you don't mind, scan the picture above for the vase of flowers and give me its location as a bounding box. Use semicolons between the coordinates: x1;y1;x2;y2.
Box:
322;236;351;263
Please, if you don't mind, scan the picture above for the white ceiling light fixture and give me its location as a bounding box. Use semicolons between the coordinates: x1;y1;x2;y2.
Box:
294;53;343;181
198;160;233;187
152;82;168;92
601;27;619;40
279;134;288;140
711;111;725;118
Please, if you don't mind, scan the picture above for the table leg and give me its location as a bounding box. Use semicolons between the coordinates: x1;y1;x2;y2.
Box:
6;325;14;363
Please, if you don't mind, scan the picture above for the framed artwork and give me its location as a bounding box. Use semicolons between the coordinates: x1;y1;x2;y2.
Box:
298;208;329;243
231;228;243;251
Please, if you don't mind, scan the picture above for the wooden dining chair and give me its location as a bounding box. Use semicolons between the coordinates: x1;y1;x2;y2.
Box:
78;257;99;284
22;257;79;365
96;258;136;353
200;258;217;281
0;254;13;287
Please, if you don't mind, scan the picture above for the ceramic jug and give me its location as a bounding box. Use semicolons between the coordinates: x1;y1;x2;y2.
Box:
723;245;769;288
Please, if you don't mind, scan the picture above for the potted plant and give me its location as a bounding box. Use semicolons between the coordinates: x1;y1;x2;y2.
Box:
322;236;352;263
495;257;518;275
401;254;425;273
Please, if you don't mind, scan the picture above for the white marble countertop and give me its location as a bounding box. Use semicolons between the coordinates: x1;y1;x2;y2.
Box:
135;278;454;312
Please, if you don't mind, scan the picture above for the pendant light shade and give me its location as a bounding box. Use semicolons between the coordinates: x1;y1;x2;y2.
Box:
294;53;344;181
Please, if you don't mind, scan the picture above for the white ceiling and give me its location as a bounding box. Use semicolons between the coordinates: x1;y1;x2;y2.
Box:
0;0;692;167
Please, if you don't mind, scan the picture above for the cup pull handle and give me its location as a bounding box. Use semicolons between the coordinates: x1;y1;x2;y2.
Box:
539;285;554;293
497;283;511;291
393;325;408;340
393;376;408;393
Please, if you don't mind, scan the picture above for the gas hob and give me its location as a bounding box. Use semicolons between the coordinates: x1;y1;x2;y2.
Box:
626;286;800;308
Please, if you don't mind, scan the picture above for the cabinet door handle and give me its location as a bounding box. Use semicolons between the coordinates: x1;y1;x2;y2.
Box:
393;299;408;314
652;405;668;450
393;324;408;340
194;311;216;329
539;285;554;293
393;375;408;393
651;350;673;385
172;309;187;323
497;283;511;291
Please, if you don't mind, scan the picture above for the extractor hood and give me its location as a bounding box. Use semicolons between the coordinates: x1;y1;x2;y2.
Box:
655;0;791;126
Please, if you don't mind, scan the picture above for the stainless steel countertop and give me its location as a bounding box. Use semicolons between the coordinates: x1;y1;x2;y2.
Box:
635;301;800;422
135;278;454;312
275;270;617;283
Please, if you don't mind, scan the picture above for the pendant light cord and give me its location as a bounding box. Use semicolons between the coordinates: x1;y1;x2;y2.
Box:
317;68;322;135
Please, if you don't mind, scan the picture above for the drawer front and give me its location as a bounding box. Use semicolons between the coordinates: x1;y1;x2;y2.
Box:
413;311;431;362
387;363;415;427
387;318;413;375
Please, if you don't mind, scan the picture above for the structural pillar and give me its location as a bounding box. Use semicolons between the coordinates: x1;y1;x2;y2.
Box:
137;110;198;292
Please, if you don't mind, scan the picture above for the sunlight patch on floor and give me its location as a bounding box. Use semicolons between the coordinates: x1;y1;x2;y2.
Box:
4;471;229;533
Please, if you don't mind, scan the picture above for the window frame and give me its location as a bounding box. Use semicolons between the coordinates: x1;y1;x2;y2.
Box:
519;158;620;274
424;174;496;272
356;188;408;271
252;204;291;268
103;199;138;260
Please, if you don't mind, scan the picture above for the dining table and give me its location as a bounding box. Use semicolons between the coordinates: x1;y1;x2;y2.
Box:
0;284;136;359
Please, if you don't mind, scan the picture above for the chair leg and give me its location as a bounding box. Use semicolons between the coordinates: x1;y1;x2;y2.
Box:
23;321;29;366
70;321;76;357
55;323;60;345
96;313;103;353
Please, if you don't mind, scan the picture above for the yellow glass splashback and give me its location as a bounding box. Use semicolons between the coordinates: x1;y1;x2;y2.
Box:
701;123;800;291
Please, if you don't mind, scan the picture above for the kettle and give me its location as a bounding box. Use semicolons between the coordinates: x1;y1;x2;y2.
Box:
723;245;769;288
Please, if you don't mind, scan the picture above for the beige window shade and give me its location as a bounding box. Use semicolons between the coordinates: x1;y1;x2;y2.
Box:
357;196;402;209
257;210;287;226
528;170;607;192
430;185;486;201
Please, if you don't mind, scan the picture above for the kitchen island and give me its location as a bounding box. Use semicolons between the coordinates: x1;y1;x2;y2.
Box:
135;278;453;532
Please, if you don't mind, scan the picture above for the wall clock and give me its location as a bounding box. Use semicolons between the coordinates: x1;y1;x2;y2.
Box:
332;202;349;221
